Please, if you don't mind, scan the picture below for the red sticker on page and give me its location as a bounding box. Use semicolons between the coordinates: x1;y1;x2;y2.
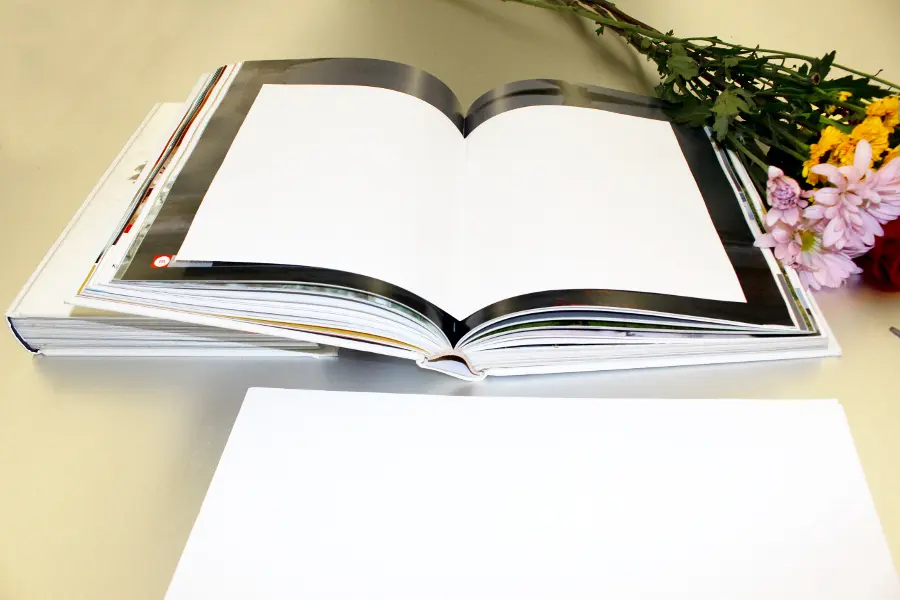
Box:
151;255;173;268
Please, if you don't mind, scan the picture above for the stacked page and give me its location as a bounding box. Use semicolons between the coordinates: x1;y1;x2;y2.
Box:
6;100;331;357
57;58;837;377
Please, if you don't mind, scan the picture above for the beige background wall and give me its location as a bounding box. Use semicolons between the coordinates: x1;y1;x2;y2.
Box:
2;1;899;598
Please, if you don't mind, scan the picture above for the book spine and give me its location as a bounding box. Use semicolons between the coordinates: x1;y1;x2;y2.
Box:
417;350;486;381
6;317;36;353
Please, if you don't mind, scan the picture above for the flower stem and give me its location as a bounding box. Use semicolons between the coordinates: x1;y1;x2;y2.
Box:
826;63;898;90
818;116;853;133
502;0;684;43
756;88;865;114
775;126;811;153
501;0;900;90
813;88;867;113
737;126;808;161
728;135;770;171
588;0;659;33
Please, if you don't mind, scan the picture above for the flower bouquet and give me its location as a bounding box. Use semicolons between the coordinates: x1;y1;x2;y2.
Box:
504;0;900;291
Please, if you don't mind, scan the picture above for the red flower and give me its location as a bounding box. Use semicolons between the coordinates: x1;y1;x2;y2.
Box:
856;218;900;291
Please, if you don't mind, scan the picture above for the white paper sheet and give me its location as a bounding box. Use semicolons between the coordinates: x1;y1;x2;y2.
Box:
457;105;746;315
165;390;898;600
175;86;747;319
175;84;465;307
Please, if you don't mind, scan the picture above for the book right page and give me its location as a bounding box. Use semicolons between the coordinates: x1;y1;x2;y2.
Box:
451;104;747;321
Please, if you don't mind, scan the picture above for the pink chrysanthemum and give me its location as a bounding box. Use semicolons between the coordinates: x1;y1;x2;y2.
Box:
756;223;861;290
804;140;900;256
863;149;900;225
765;166;809;227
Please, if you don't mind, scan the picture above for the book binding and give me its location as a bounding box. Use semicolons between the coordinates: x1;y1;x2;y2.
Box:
417;350;486;381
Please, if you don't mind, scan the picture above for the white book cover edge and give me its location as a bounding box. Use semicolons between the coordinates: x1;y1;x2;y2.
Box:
7;103;174;321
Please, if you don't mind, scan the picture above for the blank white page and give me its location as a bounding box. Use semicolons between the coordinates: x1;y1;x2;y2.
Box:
176;84;464;305
451;105;746;318
165;389;899;600
177;92;745;320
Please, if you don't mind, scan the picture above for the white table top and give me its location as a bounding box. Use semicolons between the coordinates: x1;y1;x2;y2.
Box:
1;0;899;598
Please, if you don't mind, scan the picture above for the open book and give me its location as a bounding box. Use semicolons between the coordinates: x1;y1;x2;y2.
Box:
71;59;837;379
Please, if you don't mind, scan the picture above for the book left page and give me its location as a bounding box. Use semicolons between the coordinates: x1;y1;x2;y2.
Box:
175;82;465;307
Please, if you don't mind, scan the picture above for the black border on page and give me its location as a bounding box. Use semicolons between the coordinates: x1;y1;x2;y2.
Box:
118;58;793;344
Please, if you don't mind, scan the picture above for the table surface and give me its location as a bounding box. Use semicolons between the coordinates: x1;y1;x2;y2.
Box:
2;1;899;598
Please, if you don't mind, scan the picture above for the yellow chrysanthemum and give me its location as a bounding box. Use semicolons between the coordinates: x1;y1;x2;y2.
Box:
866;96;899;128
802;98;898;183
849;116;892;162
805;158;832;184
803;168;827;186
803;125;847;184
832;139;860;167
884;146;900;165
825;92;854;114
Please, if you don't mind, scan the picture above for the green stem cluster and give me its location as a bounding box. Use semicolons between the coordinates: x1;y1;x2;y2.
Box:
503;0;899;89
501;0;899;195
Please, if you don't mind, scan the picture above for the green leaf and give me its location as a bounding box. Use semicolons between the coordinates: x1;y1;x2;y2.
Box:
798;64;809;77
733;87;754;102
817;74;885;99
723;56;740;68
667;55;699;80
816;74;855;90
639;37;651;50
654;82;681;103
596;24;604;34
669;99;712;127
669;43;687;56
712;88;752;119
819;50;836;78
713;115;731;140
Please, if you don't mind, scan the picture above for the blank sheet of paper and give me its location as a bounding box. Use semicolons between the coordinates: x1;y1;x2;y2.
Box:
176;88;745;320
454;105;745;317
175;84;464;307
165;389;899;600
